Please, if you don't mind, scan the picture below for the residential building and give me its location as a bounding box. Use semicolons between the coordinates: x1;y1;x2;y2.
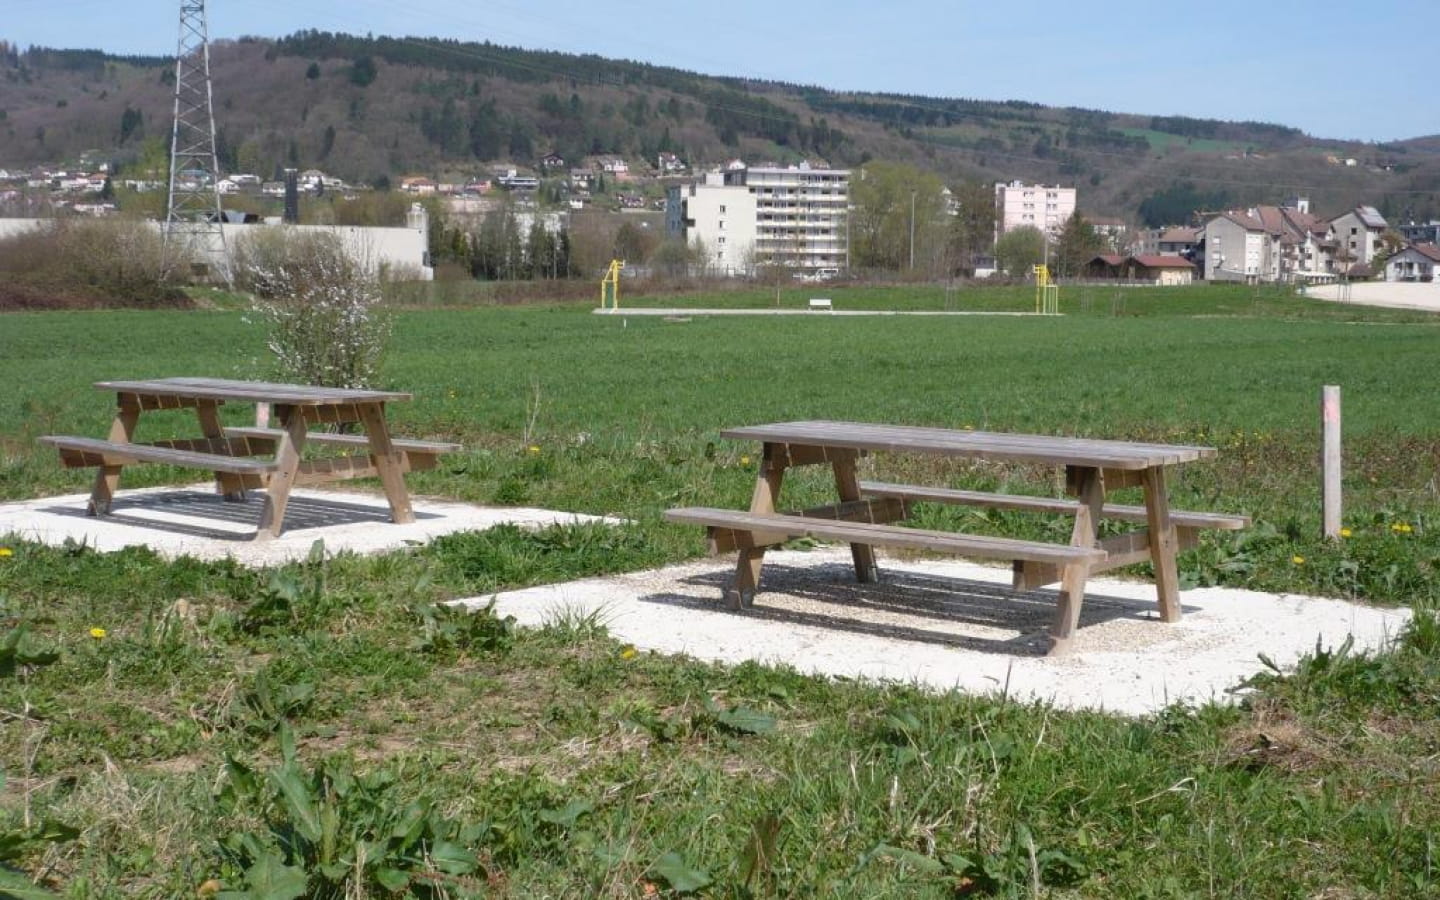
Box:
1085;215;1129;250
994;180;1076;241
1203;212;1278;283
667;170;758;275
1203;199;1339;283
1150;226;1200;258
540;152;565;169
1385;243;1440;281
667;161;849;275
1082;254;1194;285
657;152;686;174
599;158;629;175
1398;221;1440;246
1328;205;1388;271
495;169;539;191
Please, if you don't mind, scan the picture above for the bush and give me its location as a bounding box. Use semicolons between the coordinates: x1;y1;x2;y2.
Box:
0;218;190;310
234;228;392;388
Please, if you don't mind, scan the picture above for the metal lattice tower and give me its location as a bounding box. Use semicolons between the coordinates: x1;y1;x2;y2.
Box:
164;0;227;282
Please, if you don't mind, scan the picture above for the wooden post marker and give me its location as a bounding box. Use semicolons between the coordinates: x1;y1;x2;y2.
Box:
1322;385;1341;539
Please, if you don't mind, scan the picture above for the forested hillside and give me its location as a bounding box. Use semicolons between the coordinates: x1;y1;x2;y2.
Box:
0;33;1437;222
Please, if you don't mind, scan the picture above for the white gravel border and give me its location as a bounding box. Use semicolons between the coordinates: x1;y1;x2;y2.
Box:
461;546;1410;717
0;485;613;566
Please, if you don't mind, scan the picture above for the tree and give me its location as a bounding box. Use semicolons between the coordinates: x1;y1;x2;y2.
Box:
994;226;1046;277
1372;228;1406;270
945;180;996;275
305;61;321;80
849;161;948;273
1053;212;1103;277
349;56;377;87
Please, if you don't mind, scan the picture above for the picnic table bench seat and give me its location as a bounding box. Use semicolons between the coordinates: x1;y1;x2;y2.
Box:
40;435;281;476
664;506;1106;609
222;427;461;471
858;481;1250;531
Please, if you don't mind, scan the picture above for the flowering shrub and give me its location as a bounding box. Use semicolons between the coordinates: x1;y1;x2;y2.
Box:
235;229;392;388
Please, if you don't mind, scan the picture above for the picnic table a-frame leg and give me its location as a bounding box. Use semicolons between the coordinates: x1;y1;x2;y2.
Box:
1047;465;1104;655
253;405;309;541
726;442;788;610
358;401;416;525
195;399;247;501
831;454;879;583
89;398;139;516
1142;465;1183;623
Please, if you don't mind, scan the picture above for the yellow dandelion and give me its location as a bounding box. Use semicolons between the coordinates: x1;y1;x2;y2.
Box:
739;455;751;466
527;445;541;455
1391;522;1413;534
1291;555;1305;566
1339;527;1352;538
619;644;638;660
0;547;12;558
89;627;107;639
198;880;222;898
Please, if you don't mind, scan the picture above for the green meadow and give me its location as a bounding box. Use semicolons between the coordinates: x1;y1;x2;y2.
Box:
3;284;1440;897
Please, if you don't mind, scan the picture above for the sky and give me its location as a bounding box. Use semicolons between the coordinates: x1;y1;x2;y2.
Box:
3;0;1432;142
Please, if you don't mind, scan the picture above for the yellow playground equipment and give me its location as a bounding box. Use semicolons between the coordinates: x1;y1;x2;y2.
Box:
1033;264;1059;315
599;259;624;309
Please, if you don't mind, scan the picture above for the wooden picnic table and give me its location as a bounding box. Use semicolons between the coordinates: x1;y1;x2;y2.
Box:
40;377;459;540
666;420;1247;654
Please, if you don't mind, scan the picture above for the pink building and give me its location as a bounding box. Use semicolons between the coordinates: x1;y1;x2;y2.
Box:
994;180;1077;241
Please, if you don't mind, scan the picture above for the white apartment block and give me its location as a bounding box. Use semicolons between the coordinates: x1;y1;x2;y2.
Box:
667;162;849;274
994;180;1076;240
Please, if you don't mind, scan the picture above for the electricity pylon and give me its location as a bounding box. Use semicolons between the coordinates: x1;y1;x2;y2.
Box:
164;0;228;283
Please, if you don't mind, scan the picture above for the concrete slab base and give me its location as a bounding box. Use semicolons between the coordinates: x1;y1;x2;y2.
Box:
461;546;1411;717
0;485;612;566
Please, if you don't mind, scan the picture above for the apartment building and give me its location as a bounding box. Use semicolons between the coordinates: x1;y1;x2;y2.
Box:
667;161;849;274
994;180;1076;240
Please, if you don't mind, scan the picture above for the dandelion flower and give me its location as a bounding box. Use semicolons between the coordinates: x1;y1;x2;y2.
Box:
0;547;11;558
1339;527;1352;538
89;627;107;639
527;445;541;455
1291;555;1305;566
739;455;751;466
620;644;638;660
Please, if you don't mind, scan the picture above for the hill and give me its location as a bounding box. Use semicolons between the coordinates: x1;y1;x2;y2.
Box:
0;33;1437;224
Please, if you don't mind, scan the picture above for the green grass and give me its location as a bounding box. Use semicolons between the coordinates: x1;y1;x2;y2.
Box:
4;282;1440;896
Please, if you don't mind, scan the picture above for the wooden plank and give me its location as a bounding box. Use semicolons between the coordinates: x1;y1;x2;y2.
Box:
90;404;138;515
120;392;207;412
223;426;461;454
832;453;879;583
708;498;906;555
664;508;1106;565
254;411;308;540
40;436;280;475
196;399;246;500
721;421;1216;469
96;378;412;406
1143;466;1183;623
1047;466;1104;655
858;482;1249;530
358;402;416;525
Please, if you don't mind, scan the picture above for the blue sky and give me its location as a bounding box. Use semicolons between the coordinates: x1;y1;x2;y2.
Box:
4;0;1431;142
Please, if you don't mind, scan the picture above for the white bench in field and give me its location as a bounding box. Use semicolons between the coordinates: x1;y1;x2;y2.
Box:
808;298;833;312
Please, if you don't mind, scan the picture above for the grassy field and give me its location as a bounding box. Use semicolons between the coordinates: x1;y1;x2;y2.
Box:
4;283;1440;897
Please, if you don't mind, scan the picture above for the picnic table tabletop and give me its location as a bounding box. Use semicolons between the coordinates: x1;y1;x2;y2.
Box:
720;420;1216;470
94;377;412;405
